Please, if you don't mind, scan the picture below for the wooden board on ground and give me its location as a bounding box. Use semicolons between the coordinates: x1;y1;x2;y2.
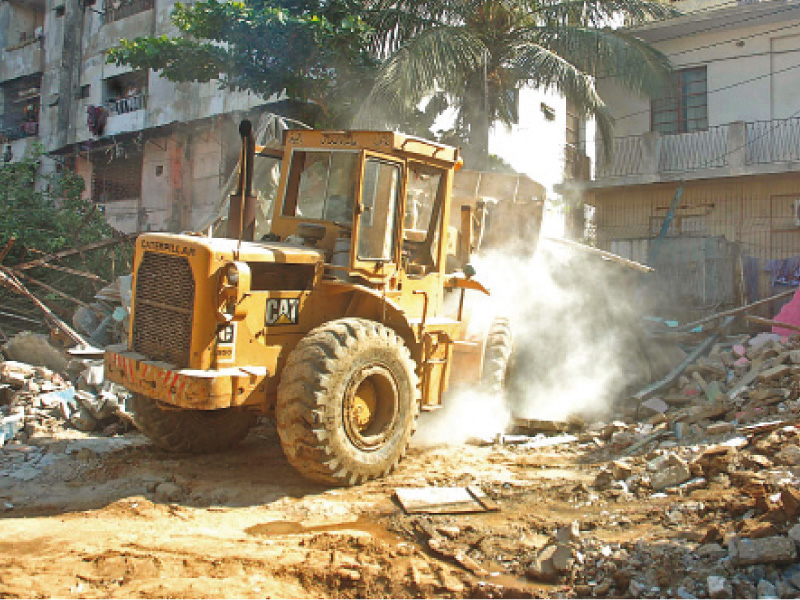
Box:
395;486;499;514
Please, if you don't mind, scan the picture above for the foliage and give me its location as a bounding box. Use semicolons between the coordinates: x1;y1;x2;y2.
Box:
107;0;378;127
0;150;128;309
360;0;681;164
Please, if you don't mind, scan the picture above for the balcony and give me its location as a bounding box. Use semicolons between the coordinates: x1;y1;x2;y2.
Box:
104;0;154;24
577;118;800;189
0;38;44;82
103;94;147;136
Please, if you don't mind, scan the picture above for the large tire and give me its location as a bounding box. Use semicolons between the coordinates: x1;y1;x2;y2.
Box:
481;317;514;393
276;318;419;486
132;395;257;454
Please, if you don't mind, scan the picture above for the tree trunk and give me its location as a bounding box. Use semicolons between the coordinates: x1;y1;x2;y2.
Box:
463;70;490;171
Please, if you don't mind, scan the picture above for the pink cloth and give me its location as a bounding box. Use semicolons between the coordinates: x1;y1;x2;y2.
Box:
771;287;800;337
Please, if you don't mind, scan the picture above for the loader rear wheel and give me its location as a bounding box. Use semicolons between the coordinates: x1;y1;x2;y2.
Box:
276;318;419;486
132;395;257;454
482;317;514;393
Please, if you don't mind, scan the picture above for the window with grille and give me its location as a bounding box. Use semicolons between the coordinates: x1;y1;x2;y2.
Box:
651;67;708;134
92;154;142;203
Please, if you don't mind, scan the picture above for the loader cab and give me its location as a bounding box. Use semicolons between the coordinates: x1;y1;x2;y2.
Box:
269;131;458;290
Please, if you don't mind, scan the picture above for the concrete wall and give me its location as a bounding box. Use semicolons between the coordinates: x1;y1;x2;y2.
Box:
597;9;800;138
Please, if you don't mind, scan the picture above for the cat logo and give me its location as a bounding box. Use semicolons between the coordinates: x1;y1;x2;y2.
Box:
266;298;300;326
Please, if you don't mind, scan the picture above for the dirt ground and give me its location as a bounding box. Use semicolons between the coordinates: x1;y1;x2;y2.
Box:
0;413;746;600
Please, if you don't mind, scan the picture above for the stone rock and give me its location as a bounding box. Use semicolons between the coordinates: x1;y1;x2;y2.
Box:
775;445;800;466
154;481;184;503
593;468;614;490
708;575;732;598
526;545;559;582
782;488;800;519
757;578;778;599
611;461;633;481
698;543;727;559
629;580;647;597
551;544;574;572
787;524;800;547
731;536;798;566
707;422;735;436
436;525;461;539
651;460;692;490
555;521;581;545
775;578;798;599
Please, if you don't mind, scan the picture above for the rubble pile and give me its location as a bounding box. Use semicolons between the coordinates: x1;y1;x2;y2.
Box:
0;357;132;449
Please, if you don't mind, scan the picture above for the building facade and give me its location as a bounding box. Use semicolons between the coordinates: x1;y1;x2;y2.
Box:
561;0;800;311
0;0;273;233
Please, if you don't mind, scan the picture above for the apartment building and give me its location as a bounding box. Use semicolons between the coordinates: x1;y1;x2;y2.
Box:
0;0;273;233
560;0;800;313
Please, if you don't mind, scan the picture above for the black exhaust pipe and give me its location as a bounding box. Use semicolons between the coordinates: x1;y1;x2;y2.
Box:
228;119;256;241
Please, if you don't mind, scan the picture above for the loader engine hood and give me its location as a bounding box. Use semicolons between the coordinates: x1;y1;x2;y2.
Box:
137;234;325;266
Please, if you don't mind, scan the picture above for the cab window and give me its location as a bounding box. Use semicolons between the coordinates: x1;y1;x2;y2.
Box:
282;150;358;223
358;159;401;261
405;163;446;270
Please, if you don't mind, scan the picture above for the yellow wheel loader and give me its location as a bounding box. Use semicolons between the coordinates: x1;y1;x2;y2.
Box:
105;121;542;485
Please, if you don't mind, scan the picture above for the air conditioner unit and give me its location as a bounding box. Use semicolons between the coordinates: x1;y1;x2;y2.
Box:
793;198;800;227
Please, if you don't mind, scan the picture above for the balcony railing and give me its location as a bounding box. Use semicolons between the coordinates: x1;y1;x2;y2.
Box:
107;93;146;115
104;0;154;24
659;125;729;173
594;117;800;182
746;117;800;164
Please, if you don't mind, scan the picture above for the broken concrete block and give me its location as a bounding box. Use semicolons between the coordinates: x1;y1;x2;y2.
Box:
759;365;791;384
789;350;800;364
642;397;669;414
756;578;778;599
730;536;797;566
708;575;732;598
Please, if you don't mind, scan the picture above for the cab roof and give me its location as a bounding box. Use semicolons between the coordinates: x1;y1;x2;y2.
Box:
282;130;462;168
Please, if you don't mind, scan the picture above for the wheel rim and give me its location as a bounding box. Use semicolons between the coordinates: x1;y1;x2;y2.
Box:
343;365;399;451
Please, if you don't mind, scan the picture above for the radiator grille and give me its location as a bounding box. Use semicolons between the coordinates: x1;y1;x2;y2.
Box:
132;251;195;367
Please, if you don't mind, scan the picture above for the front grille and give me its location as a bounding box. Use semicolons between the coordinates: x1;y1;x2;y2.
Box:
132;251;195;367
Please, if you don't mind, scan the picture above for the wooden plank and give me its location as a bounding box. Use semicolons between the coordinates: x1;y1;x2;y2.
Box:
678;288;796;332
0;269;88;346
544;236;654;273
14;236;133;271
746;315;800;335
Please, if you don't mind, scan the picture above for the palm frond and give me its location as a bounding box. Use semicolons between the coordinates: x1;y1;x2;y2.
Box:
513;41;614;149
361;26;487;120
528;25;672;97
520;0;682;27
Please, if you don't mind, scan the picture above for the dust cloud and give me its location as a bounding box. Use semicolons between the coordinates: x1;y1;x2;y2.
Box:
413;241;650;446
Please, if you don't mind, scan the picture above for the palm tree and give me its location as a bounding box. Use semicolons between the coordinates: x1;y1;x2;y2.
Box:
359;0;680;168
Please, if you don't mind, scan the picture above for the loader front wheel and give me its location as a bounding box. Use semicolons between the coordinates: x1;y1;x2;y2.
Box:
132;395;257;454
276;318;419;486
